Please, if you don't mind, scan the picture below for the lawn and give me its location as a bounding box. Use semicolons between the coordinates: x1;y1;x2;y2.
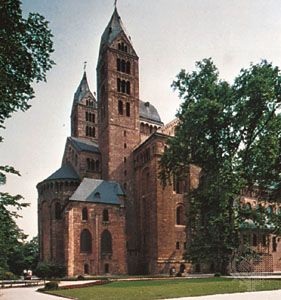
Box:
49;277;281;300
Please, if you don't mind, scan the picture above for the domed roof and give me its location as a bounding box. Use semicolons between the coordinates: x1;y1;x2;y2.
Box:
139;100;163;125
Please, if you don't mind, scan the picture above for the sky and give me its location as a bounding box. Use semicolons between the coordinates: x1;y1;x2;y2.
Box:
1;0;281;239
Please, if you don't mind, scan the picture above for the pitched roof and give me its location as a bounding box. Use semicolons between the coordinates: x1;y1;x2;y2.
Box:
100;8;132;50
73;71;97;106
68;137;100;154
139;100;163;125
70;178;125;205
45;164;79;181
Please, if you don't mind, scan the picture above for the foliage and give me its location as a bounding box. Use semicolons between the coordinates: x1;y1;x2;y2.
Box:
0;268;18;280
44;281;59;290
34;262;66;279
7;236;39;275
49;278;281;300
0;0;54;274
0;0;55;129
160;58;281;274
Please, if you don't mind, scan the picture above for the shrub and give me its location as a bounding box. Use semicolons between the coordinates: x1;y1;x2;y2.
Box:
77;275;85;280
214;273;221;277
0;271;18;280
34;262;66;279
44;281;59;290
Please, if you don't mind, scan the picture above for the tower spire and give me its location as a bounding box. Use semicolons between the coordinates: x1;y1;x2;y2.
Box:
114;0;117;8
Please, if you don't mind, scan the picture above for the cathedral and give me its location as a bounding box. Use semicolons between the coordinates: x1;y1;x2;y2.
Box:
37;7;281;276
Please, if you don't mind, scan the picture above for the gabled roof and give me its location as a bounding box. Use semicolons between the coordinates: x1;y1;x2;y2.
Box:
45;164;79;181
70;178;125;205
139;100;163;125
68;137;100;154
73;71;96;106
100;8;132;50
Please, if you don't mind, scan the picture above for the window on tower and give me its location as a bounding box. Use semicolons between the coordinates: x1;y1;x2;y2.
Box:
118;100;123;115
118;42;128;52
126;81;130;94
126;102;130;117
126;61;130;74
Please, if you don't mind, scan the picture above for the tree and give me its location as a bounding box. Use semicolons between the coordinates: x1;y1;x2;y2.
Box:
160;58;281;274
0;0;54;274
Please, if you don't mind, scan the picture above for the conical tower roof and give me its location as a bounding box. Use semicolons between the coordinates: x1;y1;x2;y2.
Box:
73;71;96;105
100;8;132;49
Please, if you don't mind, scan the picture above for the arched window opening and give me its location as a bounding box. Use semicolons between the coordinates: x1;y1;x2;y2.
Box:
93;114;96;123
104;263;109;273
95;160;99;172
126;61;130;74
86;126;89;136
101;230;112;254
117;58;121;71
126;81;130;94
118;100;123;115
86;158;91;170
103;209;109;222
82;207;88;221
90;159;95;171
84;264;89;274
85;112;88;121
253;233;257;246
55;202;61;220
80;229;92;253
176;205;185;225
117;78;121;92
126;102;130;117
273;236;277;252
121;80;126;93
121;60;126;72
176;241;180;250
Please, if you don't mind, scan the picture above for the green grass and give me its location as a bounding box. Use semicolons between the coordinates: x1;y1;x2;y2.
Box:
49;277;281;300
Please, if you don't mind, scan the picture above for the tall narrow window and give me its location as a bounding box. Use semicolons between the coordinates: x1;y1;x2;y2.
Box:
126;102;130;117
273;236;277;252
93;127;96;137
121;80;126;93
176;205;185;225
95;160;99;172
117;58;121;71
126;61;130;74
126;81;130;94
101;230;112;254
82;207;88;221
80;229;92;253
55;202;61;220
86;126;89;136
85;112;88;121
117;78;121;92
176;242;180;250
118;100;123;115
121;59;126;73
87;158;91;170
103;209;109;222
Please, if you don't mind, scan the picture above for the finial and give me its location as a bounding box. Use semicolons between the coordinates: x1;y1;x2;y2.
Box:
114;0;117;8
83;61;87;72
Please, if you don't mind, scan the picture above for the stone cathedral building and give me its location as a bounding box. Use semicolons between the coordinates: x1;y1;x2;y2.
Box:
37;8;281;276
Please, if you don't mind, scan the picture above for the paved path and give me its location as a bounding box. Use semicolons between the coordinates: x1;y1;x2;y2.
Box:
0;286;63;300
164;289;281;300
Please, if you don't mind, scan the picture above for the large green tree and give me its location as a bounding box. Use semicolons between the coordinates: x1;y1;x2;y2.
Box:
160;59;281;274
0;0;54;274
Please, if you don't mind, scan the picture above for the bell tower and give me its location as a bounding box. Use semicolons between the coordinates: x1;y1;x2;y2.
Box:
97;8;140;182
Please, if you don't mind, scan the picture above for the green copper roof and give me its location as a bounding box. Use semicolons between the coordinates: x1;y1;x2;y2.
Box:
100;8;131;49
70;178;125;205
46;164;79;181
69;137;100;154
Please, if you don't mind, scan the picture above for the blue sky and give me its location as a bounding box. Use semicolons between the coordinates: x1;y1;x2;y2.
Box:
1;0;281;238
